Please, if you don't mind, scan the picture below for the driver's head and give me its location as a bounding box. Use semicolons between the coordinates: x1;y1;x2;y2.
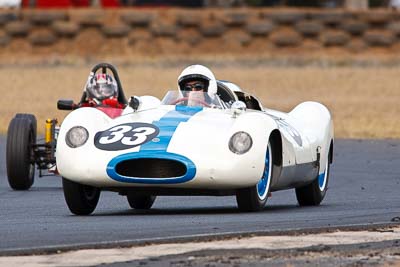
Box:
86;73;118;102
177;65;217;101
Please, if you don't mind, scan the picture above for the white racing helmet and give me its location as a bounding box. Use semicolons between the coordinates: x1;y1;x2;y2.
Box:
177;65;218;100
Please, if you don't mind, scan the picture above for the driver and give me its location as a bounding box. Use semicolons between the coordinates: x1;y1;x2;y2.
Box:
83;73;125;109
177;64;218;107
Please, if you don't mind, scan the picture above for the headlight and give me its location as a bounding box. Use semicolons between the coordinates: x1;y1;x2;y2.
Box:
229;131;252;154
66;126;89;148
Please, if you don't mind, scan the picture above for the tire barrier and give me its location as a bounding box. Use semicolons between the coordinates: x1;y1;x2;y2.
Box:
52;21;80;37
24;11;67;25
270;29;302;47
150;21;178;37
341;19;368;35
267;11;306;25
358;12;393;25
223;30;251;46
1;8;400;54
321;30;351;46
101;24;130;38
387;21;400;36
246;20;275;36
176;13;201;27
120;12;155;27
70;10;103;27
4;21;31;36
311;11;350;26
29;29;57;46
128;30;152;44
295;21;324;37
0;30;10;46
363;30;395;46
200;22;226;37
0;13;18;25
223;12;249;27
177;28;202;45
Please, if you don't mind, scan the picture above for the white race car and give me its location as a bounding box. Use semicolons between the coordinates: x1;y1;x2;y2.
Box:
57;71;334;215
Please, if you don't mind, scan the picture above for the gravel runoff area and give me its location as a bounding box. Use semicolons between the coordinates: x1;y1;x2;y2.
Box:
1;225;400;267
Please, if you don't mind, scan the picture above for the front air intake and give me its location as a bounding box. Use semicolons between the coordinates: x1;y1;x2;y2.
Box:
115;159;187;178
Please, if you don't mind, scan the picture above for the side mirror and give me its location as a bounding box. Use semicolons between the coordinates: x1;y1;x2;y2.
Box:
128;96;140;111
231;101;246;117
57;99;75;110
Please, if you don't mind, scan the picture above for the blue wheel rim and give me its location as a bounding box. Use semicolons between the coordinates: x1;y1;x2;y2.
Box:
318;160;328;191
257;146;270;200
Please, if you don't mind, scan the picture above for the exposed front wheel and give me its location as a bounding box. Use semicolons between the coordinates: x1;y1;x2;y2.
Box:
236;143;272;212
62;178;100;215
6;116;37;190
127;195;156;209
295;147;331;206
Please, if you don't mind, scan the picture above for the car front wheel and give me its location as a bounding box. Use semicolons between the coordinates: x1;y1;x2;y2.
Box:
236;143;272;212
62;178;100;215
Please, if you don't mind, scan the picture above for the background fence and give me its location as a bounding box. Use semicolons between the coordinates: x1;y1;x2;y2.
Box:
1;8;400;56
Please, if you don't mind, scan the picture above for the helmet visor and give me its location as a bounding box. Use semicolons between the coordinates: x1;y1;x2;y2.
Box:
88;84;117;100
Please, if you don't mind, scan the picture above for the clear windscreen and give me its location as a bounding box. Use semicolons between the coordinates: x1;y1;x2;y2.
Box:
161;90;223;108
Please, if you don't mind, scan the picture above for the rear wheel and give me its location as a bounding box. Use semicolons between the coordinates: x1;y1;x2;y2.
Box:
236;143;272;212
6;117;36;190
127;195;156;209
62;178;100;215
295;147;331;206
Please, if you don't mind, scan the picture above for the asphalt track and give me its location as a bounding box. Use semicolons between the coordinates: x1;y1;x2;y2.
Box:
0;137;399;255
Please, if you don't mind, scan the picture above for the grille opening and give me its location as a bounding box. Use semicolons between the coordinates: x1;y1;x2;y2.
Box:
115;158;187;178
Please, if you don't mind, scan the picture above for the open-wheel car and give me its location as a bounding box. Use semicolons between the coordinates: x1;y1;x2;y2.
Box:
6;63;128;191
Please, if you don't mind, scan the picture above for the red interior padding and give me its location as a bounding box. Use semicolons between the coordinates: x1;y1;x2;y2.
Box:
96;107;123;119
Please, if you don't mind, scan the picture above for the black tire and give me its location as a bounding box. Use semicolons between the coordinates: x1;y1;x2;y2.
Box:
246;21;275;36
295;21;324;37
29;30;57;46
270;30;302;47
200;23;226;37
120;12;154;27
127;195;156;209
320;30;351;47
295;147;332;206
236;143;272;212
5;21;31;37
0;34;10;47
363;31;395;47
223;12;248;27
28;11;67;25
6;117;36;190
101;24;131;38
62;178;100;215
15;113;37;136
268;11;306;25
150;22;178;37
52;21;80;37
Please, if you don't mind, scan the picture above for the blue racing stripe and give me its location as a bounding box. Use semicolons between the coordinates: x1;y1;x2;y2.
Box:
106;105;203;184
139;106;203;152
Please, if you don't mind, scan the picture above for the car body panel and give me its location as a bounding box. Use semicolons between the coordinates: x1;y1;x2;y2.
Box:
57;93;333;194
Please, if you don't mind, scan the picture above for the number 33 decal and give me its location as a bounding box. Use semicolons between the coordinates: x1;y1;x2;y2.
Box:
94;123;159;151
